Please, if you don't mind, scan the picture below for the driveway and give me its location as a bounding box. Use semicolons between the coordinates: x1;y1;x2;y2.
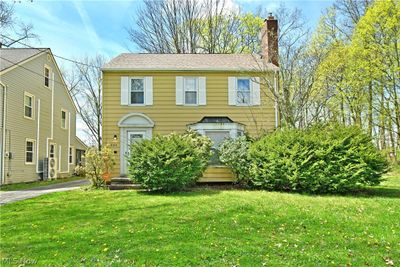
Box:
0;179;90;205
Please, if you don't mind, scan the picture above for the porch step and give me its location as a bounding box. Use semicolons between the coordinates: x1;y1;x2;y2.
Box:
110;177;133;184
108;184;142;190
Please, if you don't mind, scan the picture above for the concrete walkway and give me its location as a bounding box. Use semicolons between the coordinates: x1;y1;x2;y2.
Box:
0;179;90;205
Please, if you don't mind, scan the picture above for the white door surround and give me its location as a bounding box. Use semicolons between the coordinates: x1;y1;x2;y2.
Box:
118;113;154;176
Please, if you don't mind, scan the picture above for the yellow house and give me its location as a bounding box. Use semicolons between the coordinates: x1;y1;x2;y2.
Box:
102;16;279;181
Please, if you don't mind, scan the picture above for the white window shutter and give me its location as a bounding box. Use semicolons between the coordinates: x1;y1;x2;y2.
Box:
251;77;261;106
145;77;153;105
228;77;236;106
198;77;206;105
176;76;183;105
120;76;129;105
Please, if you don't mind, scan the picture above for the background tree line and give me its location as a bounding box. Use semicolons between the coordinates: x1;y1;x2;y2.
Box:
127;0;399;156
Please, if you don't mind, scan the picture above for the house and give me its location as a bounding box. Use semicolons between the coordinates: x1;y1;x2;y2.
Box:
0;48;87;185
102;16;279;181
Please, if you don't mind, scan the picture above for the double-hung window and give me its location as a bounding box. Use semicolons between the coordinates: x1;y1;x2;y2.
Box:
69;147;73;164
237;78;251;105
24;92;34;119
44;66;50;87
130;78;145;105
184;77;198;105
25;139;35;164
61;110;67;129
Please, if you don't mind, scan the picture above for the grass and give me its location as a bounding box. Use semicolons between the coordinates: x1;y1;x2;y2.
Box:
0;176;84;191
0;176;399;266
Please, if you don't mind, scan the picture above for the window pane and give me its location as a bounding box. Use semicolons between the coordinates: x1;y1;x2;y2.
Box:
185;78;196;91
26;152;33;163
237;91;250;104
62;111;66;119
131;79;144;92
237;79;250;91
25;106;32;118
131;92;144;104
205;131;230;148
25;95;32;106
185;91;197;104
26;141;33;151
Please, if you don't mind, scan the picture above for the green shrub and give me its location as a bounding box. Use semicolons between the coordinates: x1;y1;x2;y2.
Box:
219;136;252;184
84;145;115;189
127;131;212;192
249;124;389;193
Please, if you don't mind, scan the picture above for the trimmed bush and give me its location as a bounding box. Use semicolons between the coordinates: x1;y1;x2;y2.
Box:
219;135;252;184
127;131;212;192
249;124;389;193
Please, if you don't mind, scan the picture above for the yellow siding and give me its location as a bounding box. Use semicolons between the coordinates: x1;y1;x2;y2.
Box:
102;70;276;178
199;166;236;182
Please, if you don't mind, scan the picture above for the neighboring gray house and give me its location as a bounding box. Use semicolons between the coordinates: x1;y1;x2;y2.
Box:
0;48;87;185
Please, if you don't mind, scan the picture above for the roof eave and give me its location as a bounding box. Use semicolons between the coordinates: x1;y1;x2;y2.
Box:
101;67;278;72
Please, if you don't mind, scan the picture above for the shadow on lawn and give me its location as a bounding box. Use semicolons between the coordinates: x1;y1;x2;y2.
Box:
350;187;400;199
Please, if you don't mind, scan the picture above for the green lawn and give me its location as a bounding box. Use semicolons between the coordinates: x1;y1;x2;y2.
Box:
0;176;83;191
0;176;399;266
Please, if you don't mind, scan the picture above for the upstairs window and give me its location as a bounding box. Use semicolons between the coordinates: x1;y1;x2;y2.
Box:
61;110;67;129
184;77;198;105
24;92;34;119
44;66;50;87
25;139;35;164
237;78;250;105
130;78;144;104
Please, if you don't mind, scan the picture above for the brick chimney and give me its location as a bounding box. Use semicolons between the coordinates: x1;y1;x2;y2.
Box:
261;13;279;67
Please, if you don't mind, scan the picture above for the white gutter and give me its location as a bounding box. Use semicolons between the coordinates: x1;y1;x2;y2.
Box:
274;70;279;129
0;81;6;185
36;99;41;174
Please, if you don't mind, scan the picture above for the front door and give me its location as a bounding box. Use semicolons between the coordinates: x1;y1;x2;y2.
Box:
122;131;145;176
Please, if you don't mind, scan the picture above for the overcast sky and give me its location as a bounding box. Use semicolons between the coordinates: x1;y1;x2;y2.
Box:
14;0;334;143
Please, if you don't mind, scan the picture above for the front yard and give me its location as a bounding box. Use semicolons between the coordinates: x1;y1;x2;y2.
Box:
0;175;399;266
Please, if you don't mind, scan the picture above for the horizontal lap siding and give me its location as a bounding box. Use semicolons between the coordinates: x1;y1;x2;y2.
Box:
103;71;276;177
1;53;79;183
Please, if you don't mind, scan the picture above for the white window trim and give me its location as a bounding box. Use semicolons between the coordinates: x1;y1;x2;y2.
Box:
183;77;199;106
188;122;245;139
23;92;35;120
69;146;74;164
44;65;51;88
25;138;36;165
61;108;68;129
129;77;146;106
236;77;251;106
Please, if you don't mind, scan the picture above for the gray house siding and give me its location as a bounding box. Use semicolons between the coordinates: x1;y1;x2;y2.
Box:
0;50;85;184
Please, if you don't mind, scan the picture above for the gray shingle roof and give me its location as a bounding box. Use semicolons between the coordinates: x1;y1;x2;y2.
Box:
103;53;278;71
0;48;45;72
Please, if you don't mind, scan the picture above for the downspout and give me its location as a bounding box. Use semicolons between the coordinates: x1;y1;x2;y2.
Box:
274;70;279;129
0;81;6;185
46;72;55;158
36;99;41;174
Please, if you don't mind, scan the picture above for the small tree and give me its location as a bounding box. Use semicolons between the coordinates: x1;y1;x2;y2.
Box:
84;145;115;188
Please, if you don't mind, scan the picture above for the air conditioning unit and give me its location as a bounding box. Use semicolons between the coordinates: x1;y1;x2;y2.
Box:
48;157;58;179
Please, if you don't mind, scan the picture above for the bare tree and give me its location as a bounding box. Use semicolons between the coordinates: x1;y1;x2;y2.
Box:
64;56;104;150
0;0;37;48
127;0;202;53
